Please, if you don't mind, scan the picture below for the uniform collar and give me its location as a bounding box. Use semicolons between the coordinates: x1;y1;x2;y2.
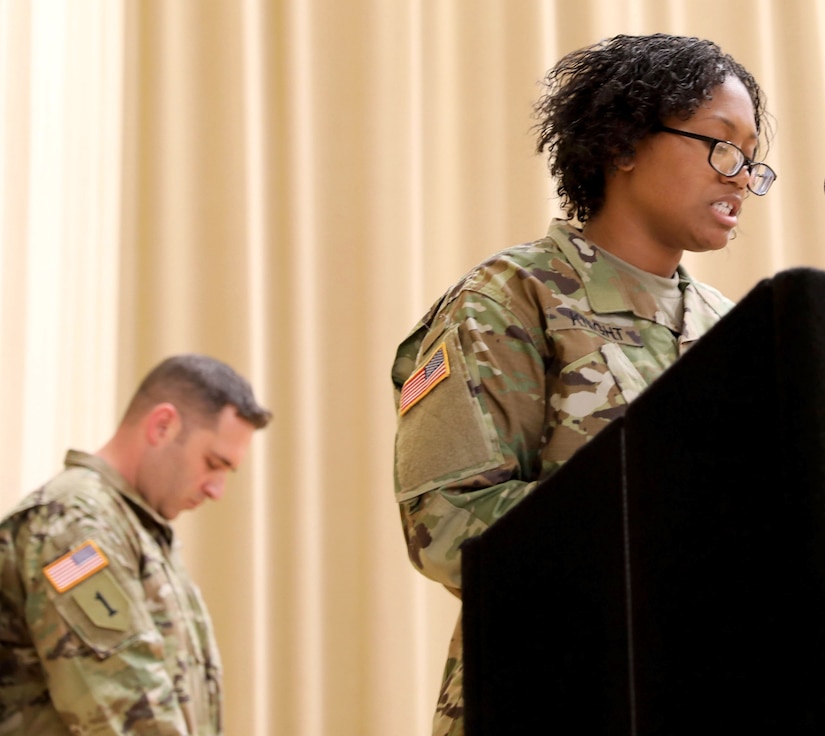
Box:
64;449;175;543
546;219;724;326
547;220;661;317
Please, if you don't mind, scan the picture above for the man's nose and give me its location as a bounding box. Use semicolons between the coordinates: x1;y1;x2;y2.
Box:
203;475;226;501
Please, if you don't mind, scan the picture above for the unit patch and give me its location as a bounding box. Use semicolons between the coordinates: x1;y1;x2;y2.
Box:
72;568;131;632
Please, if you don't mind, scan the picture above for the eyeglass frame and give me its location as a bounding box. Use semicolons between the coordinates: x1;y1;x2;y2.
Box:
656;125;777;196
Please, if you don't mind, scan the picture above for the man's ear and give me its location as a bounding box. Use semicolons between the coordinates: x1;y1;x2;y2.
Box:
146;403;182;446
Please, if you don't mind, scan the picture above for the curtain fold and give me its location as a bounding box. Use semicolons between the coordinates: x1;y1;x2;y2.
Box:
2;1;823;734
0;0;123;497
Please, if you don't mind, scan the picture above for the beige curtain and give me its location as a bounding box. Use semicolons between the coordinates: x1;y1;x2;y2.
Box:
2;1;824;734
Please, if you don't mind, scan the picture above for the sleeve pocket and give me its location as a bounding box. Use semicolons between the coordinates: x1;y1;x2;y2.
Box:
49;569;149;658
395;327;504;502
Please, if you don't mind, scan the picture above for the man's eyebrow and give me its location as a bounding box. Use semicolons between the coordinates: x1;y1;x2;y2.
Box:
210;453;237;471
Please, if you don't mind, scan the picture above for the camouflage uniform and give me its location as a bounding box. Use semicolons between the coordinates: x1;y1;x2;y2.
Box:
0;450;222;735
391;220;734;736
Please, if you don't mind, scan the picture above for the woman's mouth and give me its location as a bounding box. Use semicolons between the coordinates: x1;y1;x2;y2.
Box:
712;201;733;217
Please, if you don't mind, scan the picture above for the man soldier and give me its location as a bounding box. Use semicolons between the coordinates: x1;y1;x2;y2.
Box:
0;353;271;735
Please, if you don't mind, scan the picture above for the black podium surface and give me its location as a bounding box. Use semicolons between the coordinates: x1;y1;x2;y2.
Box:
462;267;825;735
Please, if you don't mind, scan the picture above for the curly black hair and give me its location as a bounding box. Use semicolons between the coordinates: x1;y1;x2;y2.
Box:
533;34;770;224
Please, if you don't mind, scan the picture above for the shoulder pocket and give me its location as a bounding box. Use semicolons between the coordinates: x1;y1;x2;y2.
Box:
48;567;150;657
395;327;504;502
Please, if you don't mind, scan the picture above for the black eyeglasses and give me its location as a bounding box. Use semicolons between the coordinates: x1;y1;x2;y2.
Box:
657;125;777;196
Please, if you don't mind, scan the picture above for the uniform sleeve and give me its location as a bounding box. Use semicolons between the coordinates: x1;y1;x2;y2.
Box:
19;505;194;735
393;289;550;593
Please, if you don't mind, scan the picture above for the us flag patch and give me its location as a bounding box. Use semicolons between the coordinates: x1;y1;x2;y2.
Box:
399;342;450;415
43;540;109;593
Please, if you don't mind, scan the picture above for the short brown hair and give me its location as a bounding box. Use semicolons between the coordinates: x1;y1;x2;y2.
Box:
124;354;272;429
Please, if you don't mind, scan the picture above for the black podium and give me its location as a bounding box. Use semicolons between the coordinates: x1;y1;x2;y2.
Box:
462;267;825;735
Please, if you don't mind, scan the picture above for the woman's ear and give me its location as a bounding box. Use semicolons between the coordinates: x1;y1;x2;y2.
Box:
614;152;635;172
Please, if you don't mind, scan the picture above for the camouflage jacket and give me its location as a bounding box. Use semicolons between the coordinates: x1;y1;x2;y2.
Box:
0;450;222;735
391;219;734;735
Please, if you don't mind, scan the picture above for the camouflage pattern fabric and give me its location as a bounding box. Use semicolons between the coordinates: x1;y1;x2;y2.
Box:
0;450;222;735
391;219;735;735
